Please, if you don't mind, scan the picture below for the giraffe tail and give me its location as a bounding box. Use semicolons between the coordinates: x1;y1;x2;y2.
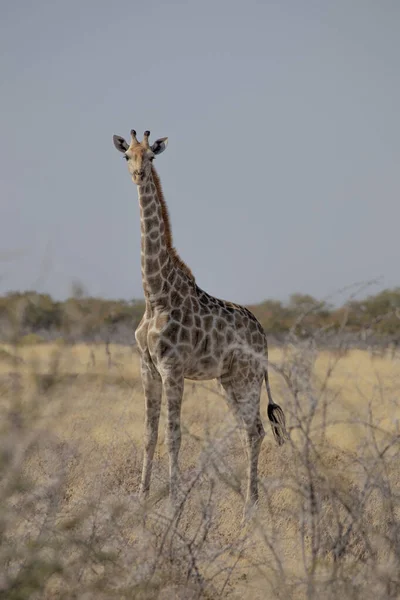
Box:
265;371;288;446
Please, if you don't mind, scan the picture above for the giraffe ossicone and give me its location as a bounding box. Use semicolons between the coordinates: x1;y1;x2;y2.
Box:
112;129;288;515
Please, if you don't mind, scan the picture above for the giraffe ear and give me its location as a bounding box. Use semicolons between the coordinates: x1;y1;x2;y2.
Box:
113;135;129;153
151;137;168;155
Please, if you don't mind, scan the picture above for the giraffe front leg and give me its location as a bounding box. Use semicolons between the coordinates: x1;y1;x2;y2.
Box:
139;355;162;500
162;370;184;507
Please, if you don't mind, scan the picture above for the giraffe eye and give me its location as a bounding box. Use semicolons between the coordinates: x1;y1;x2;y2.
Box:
149;156;154;162
124;154;129;161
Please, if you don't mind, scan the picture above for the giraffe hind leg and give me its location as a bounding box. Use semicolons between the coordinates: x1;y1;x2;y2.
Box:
219;375;265;514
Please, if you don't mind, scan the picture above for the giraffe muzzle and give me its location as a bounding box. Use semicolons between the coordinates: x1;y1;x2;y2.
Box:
133;170;145;183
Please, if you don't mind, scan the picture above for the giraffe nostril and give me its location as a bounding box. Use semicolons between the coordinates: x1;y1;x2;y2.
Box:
134;170;145;181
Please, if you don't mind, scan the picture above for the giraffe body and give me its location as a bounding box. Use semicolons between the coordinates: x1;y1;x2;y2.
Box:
139;281;267;381
113;130;287;514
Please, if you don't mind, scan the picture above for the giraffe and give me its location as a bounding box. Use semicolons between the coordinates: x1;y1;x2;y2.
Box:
112;129;288;515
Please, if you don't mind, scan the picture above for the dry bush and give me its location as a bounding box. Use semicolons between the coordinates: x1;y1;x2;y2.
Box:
0;331;399;599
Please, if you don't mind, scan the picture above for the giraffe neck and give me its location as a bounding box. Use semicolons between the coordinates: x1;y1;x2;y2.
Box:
137;167;194;306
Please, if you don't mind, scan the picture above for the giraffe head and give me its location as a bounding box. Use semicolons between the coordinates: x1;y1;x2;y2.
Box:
113;130;168;185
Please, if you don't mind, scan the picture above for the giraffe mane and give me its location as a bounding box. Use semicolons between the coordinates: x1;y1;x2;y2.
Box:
151;166;195;282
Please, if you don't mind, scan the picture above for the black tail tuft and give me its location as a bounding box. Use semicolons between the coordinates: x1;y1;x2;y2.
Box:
268;403;288;446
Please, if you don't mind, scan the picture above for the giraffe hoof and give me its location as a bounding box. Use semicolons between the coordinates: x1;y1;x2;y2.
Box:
138;485;149;503
242;500;259;524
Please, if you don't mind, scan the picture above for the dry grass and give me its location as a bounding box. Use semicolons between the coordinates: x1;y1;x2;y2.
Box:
1;341;400;599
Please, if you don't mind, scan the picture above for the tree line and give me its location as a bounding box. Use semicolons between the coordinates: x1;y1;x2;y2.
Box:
1;288;399;346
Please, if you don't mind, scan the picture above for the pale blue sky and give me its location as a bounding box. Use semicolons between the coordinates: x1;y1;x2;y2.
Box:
1;0;399;304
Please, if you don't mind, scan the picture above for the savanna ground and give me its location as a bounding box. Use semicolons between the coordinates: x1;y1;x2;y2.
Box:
1;340;400;599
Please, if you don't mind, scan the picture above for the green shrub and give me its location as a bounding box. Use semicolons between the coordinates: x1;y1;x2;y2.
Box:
18;333;45;345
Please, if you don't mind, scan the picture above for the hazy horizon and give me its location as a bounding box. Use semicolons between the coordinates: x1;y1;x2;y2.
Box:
1;1;399;306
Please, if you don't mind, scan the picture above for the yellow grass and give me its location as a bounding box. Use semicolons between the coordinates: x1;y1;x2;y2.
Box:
1;342;400;599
